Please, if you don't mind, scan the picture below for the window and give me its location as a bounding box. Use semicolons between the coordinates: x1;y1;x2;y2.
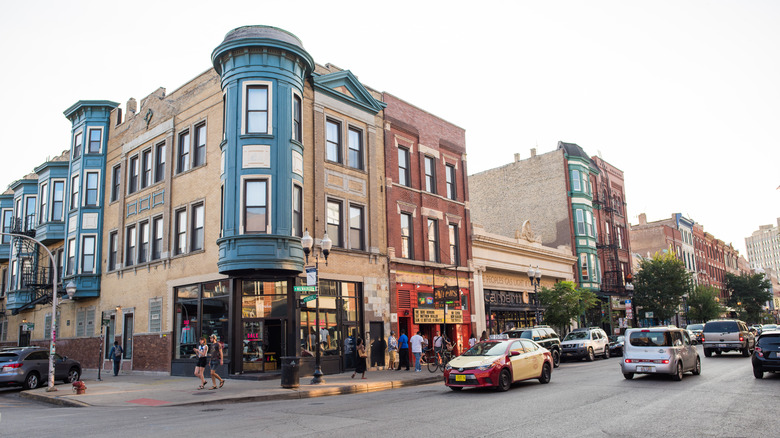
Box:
446;164;456;200
177;131;190;173
24;196;36;230
88;128;101;153
244;180;268;234
81;236;95;273
580;253;589;281
39;182;48;225
191;203;204;251
349;205;364;250
424;156;436;193
149;297;162;333
348;127;363;170
292;185;302;238
575;209;585;235
1;210;12;244
125;225;137;266
327;200;342;247
193;123;206;167
108;231;118;271
293;94;302;142
449;223;460;265
400;213;413;259
66;238;76;275
155;142;166;183
111;165;121;202
326;119;341;163
141;149;152;188
398;147;410;186
175;209;187;255
591;254;599;282
585;210;594;237
246;85;269;133
70;175;79;209
128;155;139;194
85;172;99;206
151;216;163;260
138;221;149;263
571;169;581;191
427;219;439;263
616;226;624;249
73;132;82;158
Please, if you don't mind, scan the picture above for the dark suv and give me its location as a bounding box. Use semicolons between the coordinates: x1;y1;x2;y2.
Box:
702;319;755;357
503;326;562;367
752;330;780;378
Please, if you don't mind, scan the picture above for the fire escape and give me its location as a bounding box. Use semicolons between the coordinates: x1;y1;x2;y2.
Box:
593;164;624;297
8;215;56;315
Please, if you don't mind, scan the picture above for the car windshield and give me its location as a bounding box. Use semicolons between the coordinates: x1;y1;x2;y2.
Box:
704;321;738;332
758;335;780;347
0;353;19;362
629;331;674;347
686;324;704;331
463;341;508;356
564;331;588;341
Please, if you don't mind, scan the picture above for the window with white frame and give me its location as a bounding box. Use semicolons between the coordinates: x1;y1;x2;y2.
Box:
580;253;589;281
575;209;585;235
348;127;363;170
108;231;118;271
326;119;342;163
87;128;101;154
191;203;204;251
244;180;267;234
293;94;302;142
138;221;149;263
126;225;137;266
85;172;99;207
73;131;83;159
177;130;190;174
585;210;594;237
193;123;206;168
292;184;302;238
66;238;76;275
449;223;460;265
424;156;436;194
401;212;413;259
175;209;187;255
52;180;64;221
128;155;139;194
1;209;12;244
571;169;581;191
111;165;121;202
81;235;96;273
428;218;439;263
327;200;342;247
24;196;36;230
446;164;456;200
39;182;48;225
155;142;166;183
349;205;364;250
151;216;163;260
398;147;410;187
141;149;152;189
246;85;269;134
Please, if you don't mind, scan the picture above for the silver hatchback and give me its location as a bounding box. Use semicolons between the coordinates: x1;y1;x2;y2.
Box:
0;347;82;389
620;327;701;381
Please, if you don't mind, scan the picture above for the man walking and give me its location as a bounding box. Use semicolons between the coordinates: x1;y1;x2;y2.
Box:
410;330;424;372
109;340;123;376
397;329;409;371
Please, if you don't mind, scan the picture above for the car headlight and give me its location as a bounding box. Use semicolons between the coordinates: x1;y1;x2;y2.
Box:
444;363;452;370
476;360;500;371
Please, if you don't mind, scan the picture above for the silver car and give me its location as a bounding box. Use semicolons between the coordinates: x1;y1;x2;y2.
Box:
0;347;82;389
620;327;701;381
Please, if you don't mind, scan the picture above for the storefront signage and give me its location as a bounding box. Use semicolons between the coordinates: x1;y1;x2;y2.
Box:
414;308;463;324
434;286;460;305
484;290;526;307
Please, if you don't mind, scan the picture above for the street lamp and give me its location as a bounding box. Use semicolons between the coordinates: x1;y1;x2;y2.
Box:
527;265;542;324
625;274;635;328
301;229;331;385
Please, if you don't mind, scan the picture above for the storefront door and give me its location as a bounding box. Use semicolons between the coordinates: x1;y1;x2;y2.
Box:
241;319;264;372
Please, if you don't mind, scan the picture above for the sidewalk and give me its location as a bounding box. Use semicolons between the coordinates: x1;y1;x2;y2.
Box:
20;367;443;408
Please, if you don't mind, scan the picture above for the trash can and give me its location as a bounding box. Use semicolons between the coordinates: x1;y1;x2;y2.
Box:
280;356;300;389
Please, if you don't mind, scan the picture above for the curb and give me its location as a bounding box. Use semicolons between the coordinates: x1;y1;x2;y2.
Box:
20;390;91;408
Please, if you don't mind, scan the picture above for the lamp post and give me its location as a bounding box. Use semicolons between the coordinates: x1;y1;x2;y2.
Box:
625;274;635;328
527;265;542;325
301;229;331;385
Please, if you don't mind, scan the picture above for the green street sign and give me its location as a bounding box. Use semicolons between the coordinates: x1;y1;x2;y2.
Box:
294;286;317;292
22;323;34;331
301;294;317;303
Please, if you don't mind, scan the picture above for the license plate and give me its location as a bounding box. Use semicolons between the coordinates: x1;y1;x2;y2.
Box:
455;374;466;382
637;366;653;372
774;352;780;359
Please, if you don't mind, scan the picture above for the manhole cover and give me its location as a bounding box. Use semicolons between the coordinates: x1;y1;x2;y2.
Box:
201;408;224;412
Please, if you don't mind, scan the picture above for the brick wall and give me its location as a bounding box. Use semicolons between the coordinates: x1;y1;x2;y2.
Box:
132;333;172;372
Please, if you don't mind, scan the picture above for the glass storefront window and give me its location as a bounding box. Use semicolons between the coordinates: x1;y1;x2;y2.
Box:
240;280;287;372
202;280;230;358
300;280;361;366
174;285;200;359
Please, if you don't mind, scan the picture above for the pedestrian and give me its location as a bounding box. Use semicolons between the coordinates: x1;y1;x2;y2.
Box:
194;336;208;389
433;331;444;355
398;329;410;371
410;330;424;372
387;331;398;371
352;337;367;379
469;333;477;348
208;334;225;390
109;340;123;376
480;330;489;341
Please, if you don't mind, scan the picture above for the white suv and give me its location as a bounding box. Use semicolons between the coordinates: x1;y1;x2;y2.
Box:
621;326;701;381
560;327;610;362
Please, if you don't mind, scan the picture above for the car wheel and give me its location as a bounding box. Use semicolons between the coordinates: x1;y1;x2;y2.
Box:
692;357;701;375
753;366;764;379
65;367;80;384
742;345;751;357
552;350;561;368
704;348;712;357
586;347;595;362
603;346;610;359
623;372;634;380
538;363;551;384
449;386;463;391
23;372;40;390
672;361;683;381
497;369;511;392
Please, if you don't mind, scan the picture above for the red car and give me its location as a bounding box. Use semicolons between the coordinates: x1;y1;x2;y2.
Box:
444;338;553;391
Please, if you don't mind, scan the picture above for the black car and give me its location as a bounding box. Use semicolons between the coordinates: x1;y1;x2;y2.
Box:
752;330;780;379
608;335;625;356
503;326;562;368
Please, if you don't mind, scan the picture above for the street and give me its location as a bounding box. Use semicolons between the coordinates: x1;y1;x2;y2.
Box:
1;345;779;437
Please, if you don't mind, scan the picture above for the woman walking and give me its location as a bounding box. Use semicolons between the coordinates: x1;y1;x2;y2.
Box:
351;337;367;379
194;336;208;389
208;334;225;389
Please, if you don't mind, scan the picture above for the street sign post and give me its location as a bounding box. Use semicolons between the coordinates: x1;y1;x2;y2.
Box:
301;294;317;303
294;286;317;293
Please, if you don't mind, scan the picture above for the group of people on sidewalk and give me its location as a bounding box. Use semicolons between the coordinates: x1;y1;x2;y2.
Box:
194;334;226;390
386;329;457;372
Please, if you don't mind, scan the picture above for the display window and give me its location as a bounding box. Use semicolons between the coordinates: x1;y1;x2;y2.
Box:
174;280;230;360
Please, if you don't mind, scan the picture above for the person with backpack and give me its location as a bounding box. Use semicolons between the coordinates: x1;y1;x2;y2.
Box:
109;340;123;376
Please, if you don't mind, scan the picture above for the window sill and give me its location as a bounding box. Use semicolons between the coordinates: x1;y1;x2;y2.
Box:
240;133;274;140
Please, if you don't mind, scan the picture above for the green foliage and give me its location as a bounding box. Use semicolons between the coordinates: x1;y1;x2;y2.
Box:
725;272;772;324
538;281;599;331
634;251;692;322
687;285;722;323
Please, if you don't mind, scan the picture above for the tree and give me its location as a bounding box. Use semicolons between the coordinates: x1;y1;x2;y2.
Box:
538;280;599;334
725;272;771;324
686;285;722;323
634;251;692;323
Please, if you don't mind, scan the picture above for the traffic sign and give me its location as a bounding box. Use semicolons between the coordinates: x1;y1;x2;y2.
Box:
294;286;317;292
301;294;317;303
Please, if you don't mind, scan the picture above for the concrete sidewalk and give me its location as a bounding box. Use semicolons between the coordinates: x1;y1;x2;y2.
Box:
20;368;443;408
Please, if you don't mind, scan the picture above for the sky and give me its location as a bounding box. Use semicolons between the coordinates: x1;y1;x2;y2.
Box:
1;0;778;257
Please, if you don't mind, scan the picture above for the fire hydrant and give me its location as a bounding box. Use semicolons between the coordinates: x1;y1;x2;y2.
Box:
72;381;87;395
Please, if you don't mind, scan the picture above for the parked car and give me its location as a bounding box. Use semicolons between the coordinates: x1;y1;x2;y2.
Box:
701;319;755;357
560;327;610;362
503;326;562;368
621;326;701;381
751;324;763;336
762;324;778;332
0;347;82;389
685;323;704;343
752;331;780;379
444;338;553;391
608;335;625;356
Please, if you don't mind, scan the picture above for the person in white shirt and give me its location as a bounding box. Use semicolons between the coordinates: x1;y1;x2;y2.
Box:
409;331;424;371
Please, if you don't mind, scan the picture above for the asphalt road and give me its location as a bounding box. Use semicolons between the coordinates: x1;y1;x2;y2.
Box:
1;345;778;437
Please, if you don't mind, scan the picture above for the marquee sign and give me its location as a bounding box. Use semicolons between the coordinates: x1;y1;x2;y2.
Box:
414;308;463;324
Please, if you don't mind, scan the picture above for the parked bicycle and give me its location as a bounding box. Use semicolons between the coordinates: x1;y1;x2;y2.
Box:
427;348;452;373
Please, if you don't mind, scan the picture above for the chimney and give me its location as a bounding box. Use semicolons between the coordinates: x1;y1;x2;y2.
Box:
639;213;647;225
127;98;137;116
530;148;537;157
514;153;521;163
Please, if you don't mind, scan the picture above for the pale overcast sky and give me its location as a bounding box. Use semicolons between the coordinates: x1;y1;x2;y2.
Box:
1;0;777;257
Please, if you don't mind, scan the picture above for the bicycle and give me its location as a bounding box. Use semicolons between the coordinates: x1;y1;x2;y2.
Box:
427;348;452;373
